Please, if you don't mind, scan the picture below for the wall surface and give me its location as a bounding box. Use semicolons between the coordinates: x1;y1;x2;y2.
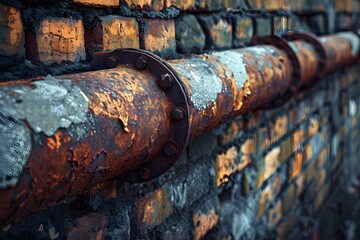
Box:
1;0;360;239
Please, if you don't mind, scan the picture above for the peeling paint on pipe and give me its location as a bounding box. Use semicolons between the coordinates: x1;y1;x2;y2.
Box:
0;30;359;225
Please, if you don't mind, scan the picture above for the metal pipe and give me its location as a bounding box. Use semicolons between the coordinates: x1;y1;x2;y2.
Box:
0;30;359;225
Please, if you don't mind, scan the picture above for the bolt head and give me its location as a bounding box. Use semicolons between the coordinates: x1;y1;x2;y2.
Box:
134;56;147;70
163;142;177;156
159;74;173;89
171;108;185;121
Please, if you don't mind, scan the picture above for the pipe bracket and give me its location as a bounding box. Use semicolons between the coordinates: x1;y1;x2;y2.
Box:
92;49;191;182
285;31;327;80
251;35;300;109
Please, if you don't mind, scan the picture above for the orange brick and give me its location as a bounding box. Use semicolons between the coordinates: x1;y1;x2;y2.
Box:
27;18;85;65
296;174;305;196
215;147;251;186
124;0;164;11
142;18;176;56
73;0;119;7
258;147;280;187
135;187;173;228
193;207;219;240
307;117;320;138
263;0;290;10
165;0;196;9
0;3;25;67
85;16;139;59
241;138;255;155
290;152;303;180
292;128;304;151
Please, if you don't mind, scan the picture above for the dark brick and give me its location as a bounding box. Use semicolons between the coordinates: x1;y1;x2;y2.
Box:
175;14;206;54
197;15;232;50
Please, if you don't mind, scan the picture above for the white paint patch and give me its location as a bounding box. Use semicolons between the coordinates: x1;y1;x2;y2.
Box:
0;75;89;136
212;51;247;91
246;46;270;56
173;58;222;110
338;32;360;56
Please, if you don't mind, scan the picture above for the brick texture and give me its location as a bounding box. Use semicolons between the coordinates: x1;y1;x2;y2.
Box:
0;3;25;68
73;0;119;7
27;18;86;65
85;16;139;59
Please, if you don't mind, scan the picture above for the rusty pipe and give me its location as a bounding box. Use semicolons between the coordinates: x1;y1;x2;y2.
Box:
0;30;359;225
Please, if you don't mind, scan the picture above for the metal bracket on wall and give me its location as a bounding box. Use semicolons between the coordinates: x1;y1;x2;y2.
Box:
251;34;300;109
92;49;191;182
285;31;327;80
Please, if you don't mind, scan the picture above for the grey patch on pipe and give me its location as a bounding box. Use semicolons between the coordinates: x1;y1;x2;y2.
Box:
68;113;96;141
338;32;360;55
212;51;247;91
246;46;270;56
173;58;222;110
0;75;89;136
0;113;31;189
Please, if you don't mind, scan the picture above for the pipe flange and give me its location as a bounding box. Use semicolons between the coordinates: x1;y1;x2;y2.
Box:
285;31;327;79
92;49;190;183
251;35;300;109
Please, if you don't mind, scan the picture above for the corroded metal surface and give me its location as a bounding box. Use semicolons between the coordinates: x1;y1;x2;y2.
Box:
319;32;360;73
0;67;173;224
0;30;359;225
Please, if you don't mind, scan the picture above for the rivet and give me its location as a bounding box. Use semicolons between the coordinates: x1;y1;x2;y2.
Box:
106;56;118;68
134;56;147;70
158;73;173;89
171;108;185;121
163;142;177;156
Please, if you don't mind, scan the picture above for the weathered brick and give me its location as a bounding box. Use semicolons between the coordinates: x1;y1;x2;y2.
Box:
175;15;205;54
255;126;270;156
142;18;176;57
0;3;25;68
165;0;196;9
67;213;109;240
215;147;251;186
290;151;303;180
135;187;173;229
292;127;305;152
27;17;86;65
307;116;320;138
73;0;119;7
296;174;305;196
241;138;255;155
233;17;253;48
123;0;164;11
258;174;284;213
255;18;272;36
197;0;222;10
192;198;219;240
219;119;244;145
270;114;288;144
188;131;218;162
257;147;281;187
85;16;139;59
279;137;292;163
263;0;290;10
268;200;283;228
224;0;248;8
197;16;233;49
283;184;295;214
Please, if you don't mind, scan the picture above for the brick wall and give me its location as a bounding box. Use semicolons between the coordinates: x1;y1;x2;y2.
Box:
1;0;360;239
